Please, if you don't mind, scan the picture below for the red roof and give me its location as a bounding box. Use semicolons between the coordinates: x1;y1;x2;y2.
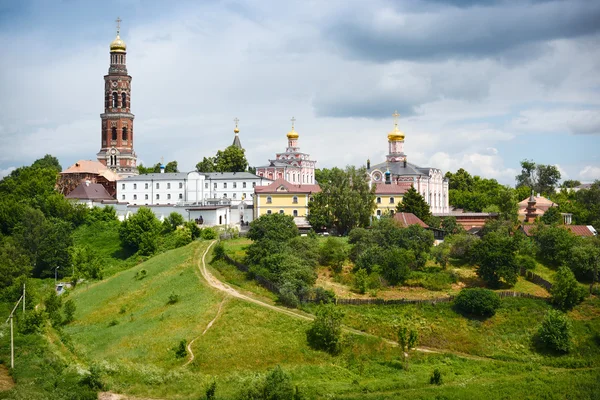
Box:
66;182;114;201
393;212;429;228
374;182;411;194
521;224;595;237
254;178;321;194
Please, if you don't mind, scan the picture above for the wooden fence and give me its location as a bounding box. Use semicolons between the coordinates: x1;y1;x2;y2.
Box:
223;254;280;294
520;267;553;291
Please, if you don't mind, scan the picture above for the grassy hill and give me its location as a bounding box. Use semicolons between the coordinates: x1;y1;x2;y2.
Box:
47;240;600;399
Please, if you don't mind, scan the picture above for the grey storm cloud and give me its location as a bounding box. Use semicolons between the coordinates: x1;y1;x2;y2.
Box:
324;0;600;63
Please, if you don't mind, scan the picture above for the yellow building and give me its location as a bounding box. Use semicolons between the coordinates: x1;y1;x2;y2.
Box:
373;182;411;217
254;178;321;218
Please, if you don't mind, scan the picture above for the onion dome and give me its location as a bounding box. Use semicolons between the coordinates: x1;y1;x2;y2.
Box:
287;117;299;139
234;126;240;134
388;110;405;141
110;35;127;53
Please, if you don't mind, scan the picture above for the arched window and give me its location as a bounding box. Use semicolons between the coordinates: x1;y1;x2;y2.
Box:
376;197;381;204
112;92;118;108
111;127;117;140
377;210;381;216
121;92;126;108
122;127;127;141
390;197;395;204
293;210;298;217
292;196;298;204
266;196;272;204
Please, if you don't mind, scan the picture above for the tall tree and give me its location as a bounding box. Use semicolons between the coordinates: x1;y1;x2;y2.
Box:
195;157;216;173
31;154;62;173
396;186;431;221
515;160;561;195
474;231;519;287
308;166;375;235
214;145;248;172
138;160;178;174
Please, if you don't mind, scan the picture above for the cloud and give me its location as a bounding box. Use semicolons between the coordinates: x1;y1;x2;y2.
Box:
428;150;517;183
510;109;600;135
324;0;600;63
579;166;600;181
0;167;15;179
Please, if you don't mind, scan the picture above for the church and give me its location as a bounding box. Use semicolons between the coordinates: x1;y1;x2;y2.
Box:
367;112;449;214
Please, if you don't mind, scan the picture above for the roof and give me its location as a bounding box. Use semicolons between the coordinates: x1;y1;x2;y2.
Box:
204;172;266;180
61;160;120;181
232;134;242;149
374;182;412;194
121;172;190;181
518;195;557;210
433;212;498;217
369;160;430;177
254;178;321;194
393;212;429;228
66;182;114;201
521;224;596;237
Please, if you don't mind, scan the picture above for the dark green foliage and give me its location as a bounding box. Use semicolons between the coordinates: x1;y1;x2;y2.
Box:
248;213;298;242
80;364;104;390
134;269;147;280
408;329;419;349
306;303;344;355
312;287;336;304
0;236;32;288
396;186;431;221
108;319;119;327
19;309;46;334
431;242;450;269
185;221;202;239
516;160;561;195
200;227;218;240
213;242;226;260
381;248;414;285
119;207;161;255
173;226;193;247
541;206;563;225
354;268;368;294
473;231;519;287
71;245;103;280
551;266;586;311
287;236;320;267
319;237;347;272
536;310;572;353
516;254;537;271
85;206;118;224
445;233;479;263
205;380;217;400
196;145;248;172
175;339;187;358
167;292;180;305
235;366;303;400
63;299;76;325
430;369;443;385
454;288;501;317
440;216;464;235
138;160;179;174
308;166;375;235
567;239;600;281
163;212;185;233
534;225;577;267
398;326;408;352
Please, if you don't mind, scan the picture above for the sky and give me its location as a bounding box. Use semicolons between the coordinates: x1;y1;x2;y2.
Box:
0;0;599;185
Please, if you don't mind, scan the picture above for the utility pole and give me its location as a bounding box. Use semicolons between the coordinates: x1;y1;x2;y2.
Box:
22;283;25;315
55;266;60;286
5;295;23;369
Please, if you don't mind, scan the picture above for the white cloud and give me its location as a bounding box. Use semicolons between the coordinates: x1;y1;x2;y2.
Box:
428;151;517;184
579;165;600;181
0;167;16;179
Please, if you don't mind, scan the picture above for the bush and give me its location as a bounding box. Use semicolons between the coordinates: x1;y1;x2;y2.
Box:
306;303;344;355
119;207;161;255
212;242;226;261
516;254;537;271
19;309;45;334
63;299;76;325
184;221;202;239
205;380;217;400
354;268;368;294
536;309;572;353
235;365;303;400
312;287;335;304
430;369;443;385
551;266;586;311
172;226;193;247
200;227;218;240
80;364;104;390
167;292;180;305
134;269;147;280
175;339;187;358
319;237;347;272
454;288;501;318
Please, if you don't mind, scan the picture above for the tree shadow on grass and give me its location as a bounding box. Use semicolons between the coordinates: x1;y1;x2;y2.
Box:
111;246;135;260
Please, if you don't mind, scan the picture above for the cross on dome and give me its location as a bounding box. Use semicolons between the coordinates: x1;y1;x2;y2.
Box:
233;117;240;134
116;17;122;35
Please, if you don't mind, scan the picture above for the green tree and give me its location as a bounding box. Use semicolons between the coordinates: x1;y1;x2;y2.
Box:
515;160;561;195
396;186;431;221
214;145;249;172
306;303;344;354
380;248;414;285
354;268;368;294
440;216;464;235
568;239;600;281
535;225;577;267
63;299;76;325
31;154;62;172
247;213;298;243
445;168;473;191
319;237;347;272
195;156;216;173
308;166;375;235
138;160;179;174
562;180;581;189
474;231;518;287
0;237;32;289
119;207;161;255
454;288;501;317
551;266;586;311
536;310;572;353
541;207;563;225
263;365;295;400
70;245;102;280
163;212;185;233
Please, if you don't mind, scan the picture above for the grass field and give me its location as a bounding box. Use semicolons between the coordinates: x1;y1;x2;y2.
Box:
10;238;594;399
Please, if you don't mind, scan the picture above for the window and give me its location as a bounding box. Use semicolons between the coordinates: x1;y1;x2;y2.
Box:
292;196;298;204
122;127;127;141
133;183;137;189
167;194;171;200
279;210;284;214
112;92;118;108
111;126;117;140
224;183;227;189
179;193;183;199
167;183;171;189
233;182;237;188
293;210;298;217
179;182;183;189
390;197;395;204
214;183;217;189
223;193;227;198
121;92;126;108
377;210;381;216
145;183;148;189
267;210;272;215
156;194;160;200
377;197;381;204
145;194;148;200
122;183;125;189
267;196;272;204
233;193;237;199
121;195;125;200
133;194;137;200
156;183;160;189
243;182;247;188
253;182;256;187
205;182;208;189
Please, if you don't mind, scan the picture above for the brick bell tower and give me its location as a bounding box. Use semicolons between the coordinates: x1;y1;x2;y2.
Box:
97;17;138;176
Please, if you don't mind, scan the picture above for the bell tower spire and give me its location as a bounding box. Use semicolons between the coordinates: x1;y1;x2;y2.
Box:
97;18;138;177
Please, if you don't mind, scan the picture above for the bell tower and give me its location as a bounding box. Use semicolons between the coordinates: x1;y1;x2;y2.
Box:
97;17;138;176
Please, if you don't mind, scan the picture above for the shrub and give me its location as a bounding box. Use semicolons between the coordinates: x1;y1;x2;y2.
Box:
306;303;344;355
167;292;180;305
319;237;347;272
175;339;187;358
80;364;104;390
173;226;193;247
516;254;537;271
536;309;572;353
184;221;202;239
62;299;76;325
19;309;45;334
108;319;119;327
263;365;295;400
430;369;443;385
212;242;226;261
354;268;368;294
474;231;519;287
551;266;587;311
312;287;335;304
205;380;217;400
200;227;218;240
454;288;501;318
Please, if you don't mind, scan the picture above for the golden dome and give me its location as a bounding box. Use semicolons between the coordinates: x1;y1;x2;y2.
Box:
287;127;299;139
234;127;240;134
110;35;127;53
387;125;405;141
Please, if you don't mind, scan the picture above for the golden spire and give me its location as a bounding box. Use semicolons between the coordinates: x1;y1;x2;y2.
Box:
110;17;127;53
233;117;240;134
287;116;299;139
387;110;405;141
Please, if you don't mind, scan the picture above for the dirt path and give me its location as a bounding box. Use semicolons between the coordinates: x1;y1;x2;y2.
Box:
183;298;226;367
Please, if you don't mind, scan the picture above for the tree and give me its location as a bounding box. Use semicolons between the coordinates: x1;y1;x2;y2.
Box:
396;186;431;221
308;166;375;235
31;154;62;173
551;266;586;311
562;180;581;189
319;237;347;272
163;212;185;233
568;239;600;281
63;299;76;325
119;207;161;255
195;156;216;173
515;160;561;195
445;168;473;192
306;303;344;354
380;248;414;285
440;216;464;235
214;145;248;172
473;231;518;287
541;207;562;225
535;225;577;267
138;160;179;174
454;288;501;317
0;237;32;289
536;310;571;353
247;213;298;243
